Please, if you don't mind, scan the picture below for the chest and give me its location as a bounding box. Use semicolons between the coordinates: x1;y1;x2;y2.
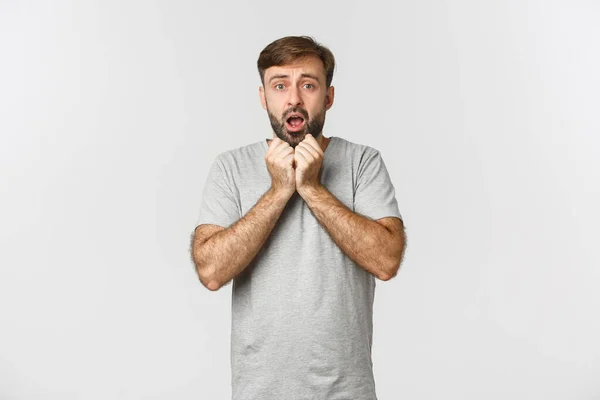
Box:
236;157;356;218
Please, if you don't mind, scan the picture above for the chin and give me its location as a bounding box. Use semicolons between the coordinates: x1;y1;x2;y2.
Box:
284;132;305;147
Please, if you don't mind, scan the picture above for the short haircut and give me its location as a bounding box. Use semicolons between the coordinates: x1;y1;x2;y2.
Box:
257;36;336;87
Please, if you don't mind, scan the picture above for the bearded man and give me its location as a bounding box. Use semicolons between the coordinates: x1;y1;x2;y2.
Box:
191;35;406;400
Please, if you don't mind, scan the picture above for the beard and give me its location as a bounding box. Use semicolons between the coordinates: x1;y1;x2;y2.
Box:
267;102;327;148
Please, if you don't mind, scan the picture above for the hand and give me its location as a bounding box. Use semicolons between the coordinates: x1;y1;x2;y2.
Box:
294;134;324;195
265;137;295;198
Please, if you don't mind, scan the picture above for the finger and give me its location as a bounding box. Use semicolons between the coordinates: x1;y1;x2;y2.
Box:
268;140;291;159
300;135;323;156
267;137;282;149
297;142;321;159
297;143;320;162
273;136;285;144
276;150;295;167
283;153;295;168
267;137;290;155
266;140;278;158
294;150;308;167
273;143;294;160
294;147;313;165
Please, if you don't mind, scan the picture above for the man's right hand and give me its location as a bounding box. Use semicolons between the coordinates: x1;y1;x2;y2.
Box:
265;138;295;198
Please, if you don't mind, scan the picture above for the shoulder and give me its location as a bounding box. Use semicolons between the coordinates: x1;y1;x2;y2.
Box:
330;136;382;167
331;136;379;155
213;140;266;168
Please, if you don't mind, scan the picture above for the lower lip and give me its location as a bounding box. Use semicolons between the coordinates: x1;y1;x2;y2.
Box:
286;120;305;132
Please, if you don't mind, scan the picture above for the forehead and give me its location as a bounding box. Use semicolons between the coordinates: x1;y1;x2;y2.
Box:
264;55;325;80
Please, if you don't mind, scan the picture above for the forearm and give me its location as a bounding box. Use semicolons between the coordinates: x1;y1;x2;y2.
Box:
299;185;403;280
194;188;291;290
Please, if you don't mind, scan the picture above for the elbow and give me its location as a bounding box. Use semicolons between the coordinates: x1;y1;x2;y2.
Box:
196;265;223;291
191;231;225;291
379;233;406;281
378;272;394;281
377;257;402;281
193;253;223;291
378;266;398;282
378;272;393;282
205;279;222;291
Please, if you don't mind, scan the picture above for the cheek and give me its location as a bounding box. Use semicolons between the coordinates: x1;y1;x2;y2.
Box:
312;94;327;108
267;95;285;110
308;101;327;117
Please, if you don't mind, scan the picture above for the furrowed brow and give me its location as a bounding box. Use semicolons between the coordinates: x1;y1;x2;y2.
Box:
269;74;289;83
301;73;321;83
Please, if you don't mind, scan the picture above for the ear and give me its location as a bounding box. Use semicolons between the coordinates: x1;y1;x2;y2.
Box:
325;86;335;111
259;86;267;110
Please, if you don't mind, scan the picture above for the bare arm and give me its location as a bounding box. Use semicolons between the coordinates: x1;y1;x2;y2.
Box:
192;137;296;291
299;185;406;280
294;135;406;281
192;187;292;291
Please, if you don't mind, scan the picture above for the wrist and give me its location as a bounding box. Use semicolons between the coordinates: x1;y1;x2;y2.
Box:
268;186;295;203
297;183;325;201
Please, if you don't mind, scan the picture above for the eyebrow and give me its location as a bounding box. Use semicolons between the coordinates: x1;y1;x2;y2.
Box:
268;73;321;84
301;73;321;83
268;74;288;83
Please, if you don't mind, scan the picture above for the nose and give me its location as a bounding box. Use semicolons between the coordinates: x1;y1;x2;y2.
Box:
287;86;303;107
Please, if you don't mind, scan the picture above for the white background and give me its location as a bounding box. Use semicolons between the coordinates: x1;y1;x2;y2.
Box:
1;0;599;399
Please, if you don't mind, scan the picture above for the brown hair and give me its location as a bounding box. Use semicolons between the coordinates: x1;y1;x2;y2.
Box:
257;36;336;87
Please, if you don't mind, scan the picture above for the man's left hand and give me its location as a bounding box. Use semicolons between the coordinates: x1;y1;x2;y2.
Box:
294;134;324;194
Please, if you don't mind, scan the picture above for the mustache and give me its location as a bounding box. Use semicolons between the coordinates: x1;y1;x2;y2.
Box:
282;107;309;120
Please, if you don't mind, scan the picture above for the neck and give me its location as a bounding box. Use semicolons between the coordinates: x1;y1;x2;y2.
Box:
314;134;325;149
318;135;330;152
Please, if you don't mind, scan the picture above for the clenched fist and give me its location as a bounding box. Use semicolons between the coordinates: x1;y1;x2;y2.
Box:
293;134;324;194
265;137;295;198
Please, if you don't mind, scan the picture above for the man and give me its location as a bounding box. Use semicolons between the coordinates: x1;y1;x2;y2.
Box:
191;36;406;400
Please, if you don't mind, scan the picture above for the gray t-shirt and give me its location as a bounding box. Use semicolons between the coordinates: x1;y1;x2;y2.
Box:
196;136;402;400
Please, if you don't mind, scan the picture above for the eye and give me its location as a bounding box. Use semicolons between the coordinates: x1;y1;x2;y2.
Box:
274;83;285;90
303;83;314;89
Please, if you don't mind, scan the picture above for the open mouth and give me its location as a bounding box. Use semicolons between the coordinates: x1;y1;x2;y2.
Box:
285;114;306;132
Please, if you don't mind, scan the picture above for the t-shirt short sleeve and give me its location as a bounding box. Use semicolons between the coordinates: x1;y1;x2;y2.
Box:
354;149;403;222
195;155;241;228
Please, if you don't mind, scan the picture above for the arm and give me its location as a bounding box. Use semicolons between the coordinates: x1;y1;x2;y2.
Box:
294;134;406;281
192;187;292;291
298;185;406;281
192;137;296;291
